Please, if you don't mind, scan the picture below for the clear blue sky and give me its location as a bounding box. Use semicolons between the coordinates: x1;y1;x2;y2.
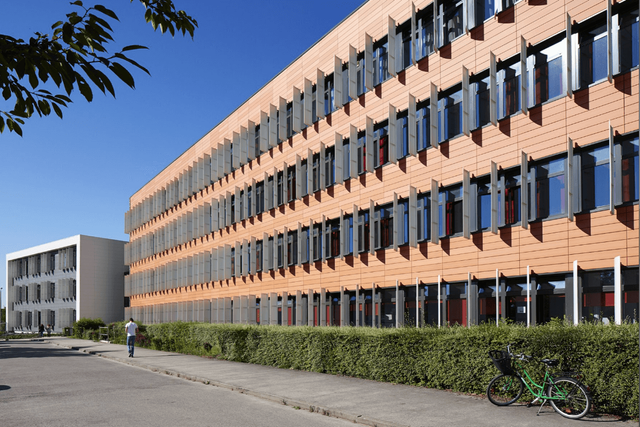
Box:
0;0;365;308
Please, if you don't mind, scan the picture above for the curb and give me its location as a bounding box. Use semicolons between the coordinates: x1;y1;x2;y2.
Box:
46;340;406;427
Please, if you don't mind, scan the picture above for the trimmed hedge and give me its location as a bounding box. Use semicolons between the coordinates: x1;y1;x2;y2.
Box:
103;320;638;418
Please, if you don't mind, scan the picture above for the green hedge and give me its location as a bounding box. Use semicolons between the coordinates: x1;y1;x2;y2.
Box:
102;320;638;418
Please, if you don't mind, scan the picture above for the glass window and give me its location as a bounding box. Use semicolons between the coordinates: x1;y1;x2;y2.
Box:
439;0;464;46
476;0;496;23
373;41;389;86
423;284;440;326
357;134;366;175
535;276;565;324
255;182;264;214
581;144;610;211
416;9;435;59
276;172;284;206
417;104;431;151
532;40;564;105
374;126;389;168
357;210;370;253
499;169;521;226
312;154;320;192
446;283;467;326
256;240;262;272
439;185;463;237
416;193;431;242
398;116;409;159
474;75;491;129
356;56;367;96
398;25;413;71
478;280;498;325
324;74;335;116
287;166;296;202
505;277;529;324
579;23;608;88
343;140;351;179
619;134;639;204
477;180;492;230
438;88;462;142
534;157;566;219
582;270;614;323
618;7;639;73
325;146;335;187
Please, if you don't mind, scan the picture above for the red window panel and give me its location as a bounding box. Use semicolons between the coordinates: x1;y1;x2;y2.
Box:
625;290;639;304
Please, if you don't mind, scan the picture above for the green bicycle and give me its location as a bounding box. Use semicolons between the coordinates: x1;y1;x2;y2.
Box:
487;344;591;420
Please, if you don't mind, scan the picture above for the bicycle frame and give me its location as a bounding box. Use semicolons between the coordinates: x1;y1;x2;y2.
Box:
511;358;566;402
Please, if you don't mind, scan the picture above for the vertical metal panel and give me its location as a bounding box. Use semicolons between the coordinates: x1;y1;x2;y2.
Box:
232;132;240;169
393;193;399;251
463;170;470;239
369;199;376;254
490;52;497;125
462;66;470;136
567;137;574;222
240;126;248;166
614;256;622;324
211;198;219;231
389;104;397;163
263;171;269;211
352;204;359;258
430;83;439;148
297;222;302;267
304;78;313;126
250;236;257;275
607;0;612;82
272;167;278;209
335;132;344;183
223;138;231;175
350;125;358;179
309;218;315;262
279;96;287;141
320;142;326;191
296;154;302;200
408;94;417;155
349;45;357;100
409;186;417;247
339;210;344;259
566;13;573;98
388;16;397;76
490;161;498;234
263;232;270;273
243;182;249;220
307;148;314;194
366;116;374;172
293;86;302;133
203;153;211;186
411;2;417;65
269;104;278;147
242;239;248;277
520;36;528;115
334;56;343;109
226;191;232;227
321;215;327;263
521;151;529;229
609;122;614;214
365;33;373;90
234;186;240;224
273;229;279;270
431;179;439;244
316;69;325;120
251;178;257;215
216;146;223;180
260;111;269;153
248;120;256;161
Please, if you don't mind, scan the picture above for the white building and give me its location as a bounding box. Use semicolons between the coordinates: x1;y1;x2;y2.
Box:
5;235;128;333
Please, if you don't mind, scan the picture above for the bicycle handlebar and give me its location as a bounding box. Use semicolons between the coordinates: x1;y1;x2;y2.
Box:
506;344;533;361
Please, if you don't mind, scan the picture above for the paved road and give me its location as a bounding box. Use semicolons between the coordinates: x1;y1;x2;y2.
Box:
0;341;351;427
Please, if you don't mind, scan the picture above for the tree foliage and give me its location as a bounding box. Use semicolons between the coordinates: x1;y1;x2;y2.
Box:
0;0;198;136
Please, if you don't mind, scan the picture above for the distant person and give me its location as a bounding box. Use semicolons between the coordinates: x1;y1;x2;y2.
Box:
38;324;44;338
125;318;139;358
46;324;51;336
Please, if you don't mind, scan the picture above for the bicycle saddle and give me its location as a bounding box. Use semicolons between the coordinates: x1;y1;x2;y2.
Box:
541;358;559;366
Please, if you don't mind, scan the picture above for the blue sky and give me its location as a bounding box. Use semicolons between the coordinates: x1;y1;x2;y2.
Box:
0;0;365;307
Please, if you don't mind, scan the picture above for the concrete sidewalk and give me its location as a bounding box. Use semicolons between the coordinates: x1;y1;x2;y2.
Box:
43;337;631;427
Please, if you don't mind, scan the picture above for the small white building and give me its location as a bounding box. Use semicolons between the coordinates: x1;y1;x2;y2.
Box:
5;235;128;333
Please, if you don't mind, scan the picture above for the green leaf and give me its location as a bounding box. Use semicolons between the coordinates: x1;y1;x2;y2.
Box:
51;20;64;30
93;5;119;21
0;116;4;133
121;45;148;52
76;76;93;102
114;53;150;75
52;102;63;119
109;62;135;88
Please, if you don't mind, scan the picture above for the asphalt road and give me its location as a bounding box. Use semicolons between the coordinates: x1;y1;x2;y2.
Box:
0;341;351;427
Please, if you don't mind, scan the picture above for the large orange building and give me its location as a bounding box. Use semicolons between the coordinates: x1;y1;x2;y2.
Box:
124;0;639;328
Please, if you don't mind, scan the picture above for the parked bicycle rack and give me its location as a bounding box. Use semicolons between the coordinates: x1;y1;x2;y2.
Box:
98;326;109;343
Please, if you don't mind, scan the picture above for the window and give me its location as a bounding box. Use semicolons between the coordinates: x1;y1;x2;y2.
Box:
533;156;566;220
476;179;492;231
373;40;389;86
287;165;296;202
499;169;521;226
324;74;335;116
578;22;608;88
373;204;394;249
357;133;366;175
618;134;639;204
439;185;462;237
230;195;236;224
397;23;413;71
287;231;297;266
323;221;333;259
324;146;335;187
356;55;367;96
399;200;409;246
398;115;409;159
343;140;351;179
247;187;252;217
416;104;431;151
255;240;262;272
580;144;610;212
312;154;320;192
416;8;435;60
416;193;431;242
357;210;370;253
312;225;322;262
438;0;464;47
582;270;614;323
329;219;341;258
238;191;245;221
536;275;565;324
230;247;236;277
342;215;353;256
255;182;264;214
531;39;564;105
476;0;496;22
286;103;293;138
446;283;467;326
374;125;389;168
617;5;639;74
473;74;491;130
277;234;284;269
438;87;462;142
497;60;521;120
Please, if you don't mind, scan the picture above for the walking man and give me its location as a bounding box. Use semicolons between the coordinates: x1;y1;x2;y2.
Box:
125;318;138;358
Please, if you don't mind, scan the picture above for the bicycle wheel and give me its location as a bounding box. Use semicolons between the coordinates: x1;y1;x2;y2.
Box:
547;377;591;419
487;374;524;406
